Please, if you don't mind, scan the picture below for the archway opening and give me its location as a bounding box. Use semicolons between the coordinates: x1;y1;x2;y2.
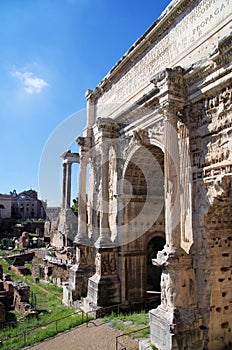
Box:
122;144;164;243
146;236;165;292
121;144;165;303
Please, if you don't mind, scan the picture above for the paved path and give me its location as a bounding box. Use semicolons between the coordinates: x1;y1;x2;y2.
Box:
26;319;139;350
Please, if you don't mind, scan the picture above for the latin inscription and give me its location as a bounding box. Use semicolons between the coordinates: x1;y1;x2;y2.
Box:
97;0;231;109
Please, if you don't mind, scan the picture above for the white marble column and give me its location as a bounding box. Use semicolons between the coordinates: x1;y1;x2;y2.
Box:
163;102;181;249
95;143;112;248
74;151;89;244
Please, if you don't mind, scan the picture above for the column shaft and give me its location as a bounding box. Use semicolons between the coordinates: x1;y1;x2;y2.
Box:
66;162;72;208
75;153;88;243
95;143;112;247
164;106;181;248
62;163;67;209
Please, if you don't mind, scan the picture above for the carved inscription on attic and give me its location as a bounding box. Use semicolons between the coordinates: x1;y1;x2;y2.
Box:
97;0;231;108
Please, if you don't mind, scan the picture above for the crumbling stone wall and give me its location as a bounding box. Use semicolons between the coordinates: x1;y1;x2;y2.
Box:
31;257;69;285
189;86;232;349
12;281;30;314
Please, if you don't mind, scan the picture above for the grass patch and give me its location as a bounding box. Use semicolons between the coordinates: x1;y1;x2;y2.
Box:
151;345;158;350
103;310;150;339
0;257;87;349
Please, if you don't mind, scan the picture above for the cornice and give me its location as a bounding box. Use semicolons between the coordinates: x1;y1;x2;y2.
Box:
185;33;232;101
89;0;195;102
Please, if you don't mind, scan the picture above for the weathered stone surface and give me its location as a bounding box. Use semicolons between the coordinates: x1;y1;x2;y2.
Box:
61;0;232;348
50;151;79;248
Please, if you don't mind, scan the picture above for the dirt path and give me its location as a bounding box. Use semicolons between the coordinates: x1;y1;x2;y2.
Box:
26;319;139;350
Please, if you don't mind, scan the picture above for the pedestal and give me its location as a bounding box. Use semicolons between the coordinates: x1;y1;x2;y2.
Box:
85;248;120;307
149;247;203;350
62;244;95;306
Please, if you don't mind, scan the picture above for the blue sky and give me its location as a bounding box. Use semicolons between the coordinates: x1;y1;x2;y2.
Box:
0;0;170;206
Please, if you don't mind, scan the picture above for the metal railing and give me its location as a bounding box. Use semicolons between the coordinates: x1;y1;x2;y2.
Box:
115;326;150;350
0;309;93;349
0;302;151;349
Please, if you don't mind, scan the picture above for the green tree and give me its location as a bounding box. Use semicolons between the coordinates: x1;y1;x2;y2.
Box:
71;197;78;212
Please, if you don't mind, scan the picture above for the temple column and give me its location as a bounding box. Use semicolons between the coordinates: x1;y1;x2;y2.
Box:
66;162;72;208
57;151;80;249
62;163;67;209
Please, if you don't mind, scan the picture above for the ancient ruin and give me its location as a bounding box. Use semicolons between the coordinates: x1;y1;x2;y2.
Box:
51;151;79;248
59;0;232;349
0;264;35;322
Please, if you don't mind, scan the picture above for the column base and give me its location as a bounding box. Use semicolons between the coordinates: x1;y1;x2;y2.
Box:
73;234;91;246
149;306;203;350
62;244;95;306
86;273;121;307
84;248;120;307
94;237;116;249
95;234;115;249
149;246;204;349
62;263;95;305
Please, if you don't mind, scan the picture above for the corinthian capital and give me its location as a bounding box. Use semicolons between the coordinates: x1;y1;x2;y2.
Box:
161;101;184;122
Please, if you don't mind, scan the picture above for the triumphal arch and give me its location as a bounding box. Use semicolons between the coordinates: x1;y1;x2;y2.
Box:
62;0;232;348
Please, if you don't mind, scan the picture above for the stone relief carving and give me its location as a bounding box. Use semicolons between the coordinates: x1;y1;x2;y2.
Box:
161;270;176;309
94;252;117;276
148;120;164;143
207;174;231;201
128;129;147;146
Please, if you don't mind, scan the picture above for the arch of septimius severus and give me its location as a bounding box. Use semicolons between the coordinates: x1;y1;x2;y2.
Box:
58;0;232;348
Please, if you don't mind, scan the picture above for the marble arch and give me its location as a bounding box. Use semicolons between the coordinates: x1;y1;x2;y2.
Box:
61;0;232;348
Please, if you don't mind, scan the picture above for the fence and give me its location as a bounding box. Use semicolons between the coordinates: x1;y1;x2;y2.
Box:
115;326;150;350
1;302;152;350
0;310;92;349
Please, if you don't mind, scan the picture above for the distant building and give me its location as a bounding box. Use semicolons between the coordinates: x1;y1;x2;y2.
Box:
0;189;46;220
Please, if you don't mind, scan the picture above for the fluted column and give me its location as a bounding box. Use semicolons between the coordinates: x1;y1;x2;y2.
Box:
163;102;181;249
62;163;67;209
95;143;112;248
74;151;89;245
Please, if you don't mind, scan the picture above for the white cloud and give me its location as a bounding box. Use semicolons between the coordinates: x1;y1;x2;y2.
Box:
11;69;48;94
